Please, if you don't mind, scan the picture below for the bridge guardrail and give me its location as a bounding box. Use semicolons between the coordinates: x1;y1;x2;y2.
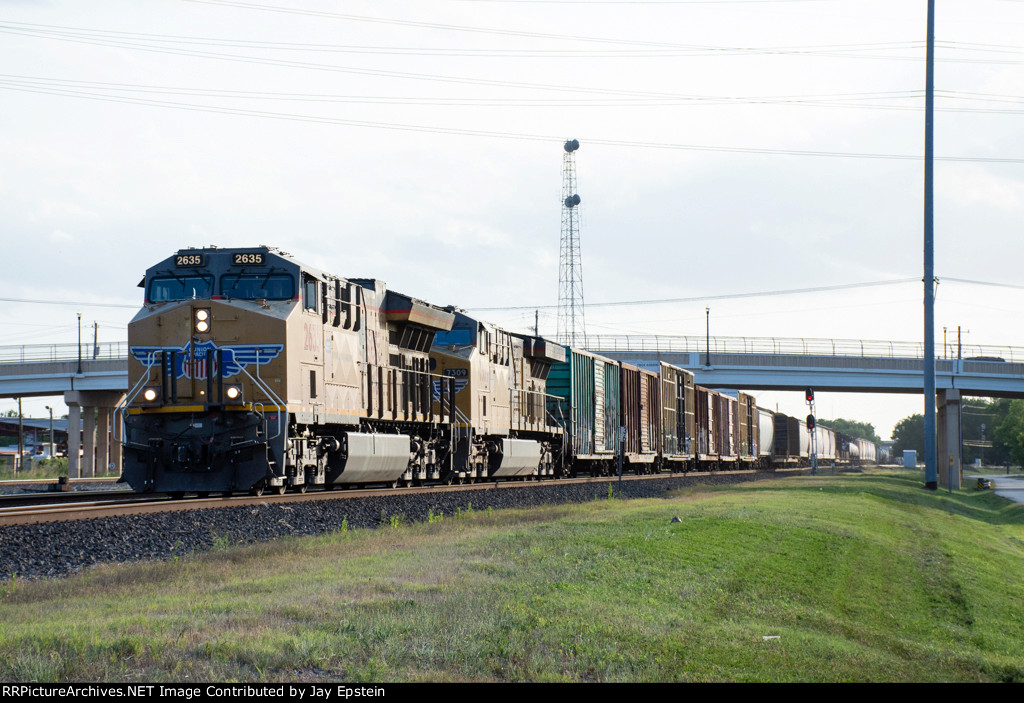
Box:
0;336;1021;365
585;334;1022;363
0;342;130;364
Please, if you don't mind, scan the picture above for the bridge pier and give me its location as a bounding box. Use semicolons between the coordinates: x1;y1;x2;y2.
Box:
64;391;126;478
937;389;962;490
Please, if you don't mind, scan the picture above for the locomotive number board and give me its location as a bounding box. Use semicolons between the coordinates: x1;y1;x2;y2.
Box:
233;253;265;265
175;253;205;267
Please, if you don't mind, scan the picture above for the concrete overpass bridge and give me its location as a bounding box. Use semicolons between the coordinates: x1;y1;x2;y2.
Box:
588;335;1024;490
4;336;1024;486
586;335;1024;396
0;342;129;478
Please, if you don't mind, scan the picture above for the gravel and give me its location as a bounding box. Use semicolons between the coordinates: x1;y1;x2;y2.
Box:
0;471;802;582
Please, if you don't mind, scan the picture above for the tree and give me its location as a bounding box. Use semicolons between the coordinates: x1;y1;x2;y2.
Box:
819;418;881;445
891;413;924;456
994;399;1024;468
961;397;1010;467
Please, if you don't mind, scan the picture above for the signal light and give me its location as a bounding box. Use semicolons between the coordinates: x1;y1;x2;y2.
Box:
805;387;814;403
807;414;816;430
194;308;211;334
224;384;243;403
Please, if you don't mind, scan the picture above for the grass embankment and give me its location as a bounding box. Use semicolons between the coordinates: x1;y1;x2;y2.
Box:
0;469;1021;682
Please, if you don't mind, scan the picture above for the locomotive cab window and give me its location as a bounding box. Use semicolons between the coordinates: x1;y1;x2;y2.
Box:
302;275;318;312
149;275;213;302
220;273;295;300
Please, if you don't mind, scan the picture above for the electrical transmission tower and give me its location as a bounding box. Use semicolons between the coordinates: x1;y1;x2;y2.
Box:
557;138;586;347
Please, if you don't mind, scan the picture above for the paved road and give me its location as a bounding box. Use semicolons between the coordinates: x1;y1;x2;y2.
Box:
966;473;1024;506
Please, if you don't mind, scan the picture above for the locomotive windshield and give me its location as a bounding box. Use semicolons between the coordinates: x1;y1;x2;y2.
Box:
149;275;214;302
221;273;295;300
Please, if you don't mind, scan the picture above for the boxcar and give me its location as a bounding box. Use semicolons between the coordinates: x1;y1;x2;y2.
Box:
619;362;661;469
737;391;759;465
657;361;695;471
547;347;620;474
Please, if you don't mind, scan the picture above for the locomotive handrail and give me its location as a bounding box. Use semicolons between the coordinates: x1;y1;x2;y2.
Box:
239;360;285;443
115;349;161;445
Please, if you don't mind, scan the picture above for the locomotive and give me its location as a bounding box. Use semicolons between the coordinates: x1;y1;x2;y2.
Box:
120;246;875;496
120;246;565;495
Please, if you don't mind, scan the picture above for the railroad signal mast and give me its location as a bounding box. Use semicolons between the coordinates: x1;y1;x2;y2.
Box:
557;138;586;347
806;387;818;475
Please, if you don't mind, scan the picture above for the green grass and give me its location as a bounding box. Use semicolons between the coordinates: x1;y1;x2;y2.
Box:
0;469;1021;682
0;458;68;481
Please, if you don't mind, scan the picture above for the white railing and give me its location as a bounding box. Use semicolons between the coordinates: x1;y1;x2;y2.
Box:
0;342;130;364
584;335;1024;363
0;336;1021;365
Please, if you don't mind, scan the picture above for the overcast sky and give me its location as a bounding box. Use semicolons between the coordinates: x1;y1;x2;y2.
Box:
2;0;1023;440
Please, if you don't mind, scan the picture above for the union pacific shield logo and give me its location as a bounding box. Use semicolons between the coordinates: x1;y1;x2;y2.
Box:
130;342;284;379
431;379;468;400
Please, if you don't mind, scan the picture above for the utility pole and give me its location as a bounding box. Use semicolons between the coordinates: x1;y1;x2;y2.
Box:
923;0;938;490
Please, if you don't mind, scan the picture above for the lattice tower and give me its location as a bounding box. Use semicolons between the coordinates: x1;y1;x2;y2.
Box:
557;138;586;347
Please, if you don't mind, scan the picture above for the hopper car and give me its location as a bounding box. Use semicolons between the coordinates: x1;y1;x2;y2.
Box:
120;246;875;496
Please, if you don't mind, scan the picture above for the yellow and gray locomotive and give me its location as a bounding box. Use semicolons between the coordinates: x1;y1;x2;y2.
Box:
121;246;565;495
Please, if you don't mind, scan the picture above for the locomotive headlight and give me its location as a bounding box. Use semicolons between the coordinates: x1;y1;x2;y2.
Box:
224;384;243;402
140;386;162;406
194;308;211;334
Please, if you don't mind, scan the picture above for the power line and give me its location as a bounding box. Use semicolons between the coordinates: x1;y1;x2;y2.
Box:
0;296;137;309
943;277;1024;291
5;80;1024;163
470;277;920;311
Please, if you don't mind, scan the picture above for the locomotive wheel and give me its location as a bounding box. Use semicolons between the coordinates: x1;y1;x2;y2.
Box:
275;485;287;496
250;485;265;497
298;483;308;494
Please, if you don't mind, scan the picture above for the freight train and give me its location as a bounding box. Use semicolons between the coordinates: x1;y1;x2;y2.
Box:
119;246;875;495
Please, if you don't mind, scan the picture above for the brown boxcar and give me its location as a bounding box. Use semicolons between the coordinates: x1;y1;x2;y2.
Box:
658;361;695;470
737;391;759;464
619;362;660;467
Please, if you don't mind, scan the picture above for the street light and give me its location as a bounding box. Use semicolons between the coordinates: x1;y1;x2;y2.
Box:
77;312;83;375
705;307;710;367
45;405;54;459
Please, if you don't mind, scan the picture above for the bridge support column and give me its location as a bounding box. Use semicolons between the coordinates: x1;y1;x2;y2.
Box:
66;401;81;479
937;389;962;490
64;391;126;478
96;406;111;476
82;407;96;478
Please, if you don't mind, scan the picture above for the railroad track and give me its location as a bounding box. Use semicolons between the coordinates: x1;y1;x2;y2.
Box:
0;468;808;527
